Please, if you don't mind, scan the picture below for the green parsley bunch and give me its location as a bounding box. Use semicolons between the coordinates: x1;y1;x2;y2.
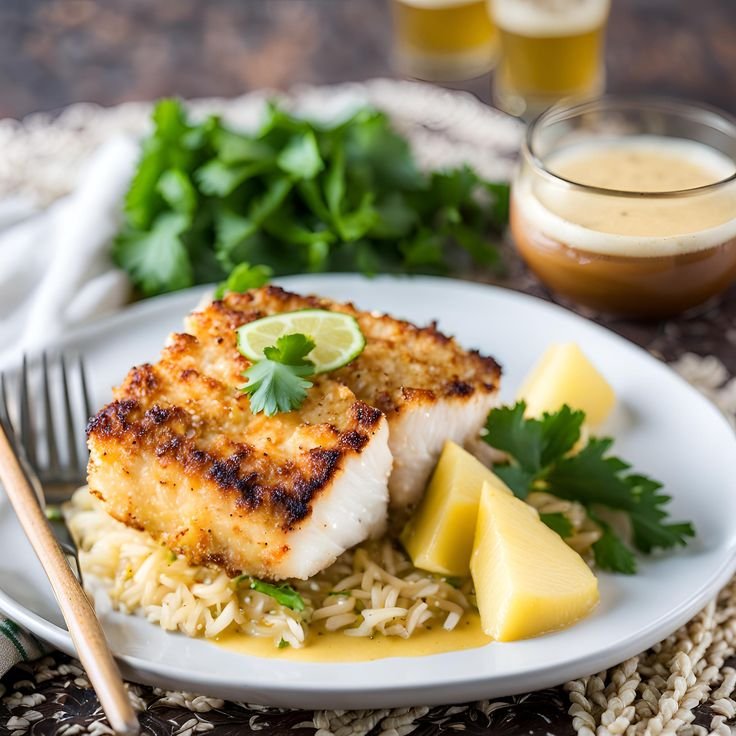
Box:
113;99;509;297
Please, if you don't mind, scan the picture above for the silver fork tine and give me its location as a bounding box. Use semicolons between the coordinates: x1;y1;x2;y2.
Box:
42;353;61;477
60;355;80;475
0;373;12;438
79;356;92;426
76;357;91;478
20;355;37;470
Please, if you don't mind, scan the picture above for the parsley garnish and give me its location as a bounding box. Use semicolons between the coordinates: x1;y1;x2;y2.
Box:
214;262;272;299
539;512;573;538
113;99;509;297
241;333;316;416
483;401;695;574
277;638;291;649
236;576;306;612
444;576;464;589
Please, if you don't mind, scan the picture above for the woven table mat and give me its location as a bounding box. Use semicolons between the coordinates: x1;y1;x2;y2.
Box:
1;80;736;736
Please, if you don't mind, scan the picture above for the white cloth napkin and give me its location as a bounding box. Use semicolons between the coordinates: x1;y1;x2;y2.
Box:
0;136;139;370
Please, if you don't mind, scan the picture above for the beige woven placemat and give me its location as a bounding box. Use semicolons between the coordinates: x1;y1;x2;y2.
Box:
1;80;735;736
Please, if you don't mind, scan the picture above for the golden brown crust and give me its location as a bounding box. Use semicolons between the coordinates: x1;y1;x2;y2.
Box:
86;285;500;576
88;397;381;531
214;286;502;415
86;300;387;577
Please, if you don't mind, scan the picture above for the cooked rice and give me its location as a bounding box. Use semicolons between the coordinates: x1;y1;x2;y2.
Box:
66;474;600;649
65;487;473;649
526;490;602;556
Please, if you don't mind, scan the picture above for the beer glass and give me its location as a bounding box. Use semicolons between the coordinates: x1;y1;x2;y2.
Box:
391;0;499;82
490;0;610;118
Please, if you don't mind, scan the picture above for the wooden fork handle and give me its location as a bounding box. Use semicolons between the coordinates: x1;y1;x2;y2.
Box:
0;426;139;735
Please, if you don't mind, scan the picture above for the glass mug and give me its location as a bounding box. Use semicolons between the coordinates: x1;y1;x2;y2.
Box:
390;0;499;82
490;0;610;119
511;97;736;317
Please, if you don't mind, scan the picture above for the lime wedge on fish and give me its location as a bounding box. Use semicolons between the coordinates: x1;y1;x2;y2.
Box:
237;309;365;373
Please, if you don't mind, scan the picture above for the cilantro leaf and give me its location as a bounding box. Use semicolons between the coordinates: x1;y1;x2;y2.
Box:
493;464;538;500
483;401;695;574
277;638;291;649
157;169;196;215
242;360;313;416
484;402;585;476
248;578;305;612
113;212;193;296
263;333;315;365
592;524;637;575
214;262;272;299
241;334;315;416
214;128;273;164
123;99;208;231
324;138;346;215
277;131;323;179
539;405;585;466
546;438;635;511
627;476;696;554
214;210;257;267
335;193;378;242
399;228;445;270
196;160;269;197
540;512;574;538
483;401;544;473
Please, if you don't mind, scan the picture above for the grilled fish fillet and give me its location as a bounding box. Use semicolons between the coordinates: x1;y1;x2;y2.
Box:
86;326;392;580
191;287;502;510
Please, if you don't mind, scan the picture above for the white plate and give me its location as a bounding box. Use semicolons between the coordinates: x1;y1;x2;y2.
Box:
0;275;734;709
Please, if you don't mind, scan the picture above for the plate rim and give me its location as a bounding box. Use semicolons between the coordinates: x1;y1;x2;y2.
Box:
1;273;734;707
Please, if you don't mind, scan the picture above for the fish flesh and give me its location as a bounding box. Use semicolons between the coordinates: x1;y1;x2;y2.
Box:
87;285;501;580
195;287;501;510
86;326;392;580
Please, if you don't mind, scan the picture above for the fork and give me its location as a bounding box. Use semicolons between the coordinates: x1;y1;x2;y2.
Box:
18;353;93;503
0;353;139;736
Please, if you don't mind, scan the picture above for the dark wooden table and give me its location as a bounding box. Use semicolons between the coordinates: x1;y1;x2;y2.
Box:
1;0;735;119
1;2;736;734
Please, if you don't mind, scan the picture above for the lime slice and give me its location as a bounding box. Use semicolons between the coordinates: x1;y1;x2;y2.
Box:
237;309;365;373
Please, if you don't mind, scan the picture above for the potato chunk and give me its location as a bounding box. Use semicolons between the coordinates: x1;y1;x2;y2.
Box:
518;343;615;426
471;482;599;641
400;441;511;576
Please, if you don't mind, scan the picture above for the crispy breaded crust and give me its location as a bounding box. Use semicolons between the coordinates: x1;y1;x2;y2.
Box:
86;318;388;578
205;286;502;415
87;285;502;576
196;286;502;511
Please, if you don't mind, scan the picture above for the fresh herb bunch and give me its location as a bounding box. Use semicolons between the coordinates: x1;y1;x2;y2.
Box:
241;333;316;416
114;98;509;297
483;401;695;574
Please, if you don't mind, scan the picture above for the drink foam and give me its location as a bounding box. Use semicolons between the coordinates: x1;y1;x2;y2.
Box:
492;0;609;37
395;0;487;9
515;136;736;257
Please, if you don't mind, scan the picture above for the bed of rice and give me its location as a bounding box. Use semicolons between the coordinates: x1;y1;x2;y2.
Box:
65;485;599;649
65;487;475;648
